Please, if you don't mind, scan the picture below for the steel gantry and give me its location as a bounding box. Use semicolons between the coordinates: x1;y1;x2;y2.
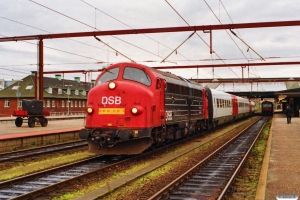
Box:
1;20;300;99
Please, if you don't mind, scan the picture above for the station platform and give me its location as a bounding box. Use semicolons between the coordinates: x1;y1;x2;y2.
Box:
256;113;300;200
0;114;85;124
0;116;85;139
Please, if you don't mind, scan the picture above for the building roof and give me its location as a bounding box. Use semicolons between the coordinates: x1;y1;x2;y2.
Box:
0;75;92;99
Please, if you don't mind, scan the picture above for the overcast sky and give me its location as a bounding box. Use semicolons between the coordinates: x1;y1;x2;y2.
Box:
1;0;300;91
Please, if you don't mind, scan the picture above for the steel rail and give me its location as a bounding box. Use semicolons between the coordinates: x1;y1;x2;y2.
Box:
148;117;265;200
217;117;269;199
0;140;87;162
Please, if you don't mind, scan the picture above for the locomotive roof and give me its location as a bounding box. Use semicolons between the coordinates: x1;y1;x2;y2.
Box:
147;66;204;90
106;62;204;90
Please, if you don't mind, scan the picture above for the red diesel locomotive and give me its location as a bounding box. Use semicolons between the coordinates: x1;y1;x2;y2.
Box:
79;62;255;155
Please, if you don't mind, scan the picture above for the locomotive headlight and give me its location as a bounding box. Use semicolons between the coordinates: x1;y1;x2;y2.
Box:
132;107;138;114
108;82;116;90
87;107;93;114
131;105;143;115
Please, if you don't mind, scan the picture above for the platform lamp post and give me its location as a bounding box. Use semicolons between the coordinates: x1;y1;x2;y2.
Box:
13;79;23;110
65;85;72;115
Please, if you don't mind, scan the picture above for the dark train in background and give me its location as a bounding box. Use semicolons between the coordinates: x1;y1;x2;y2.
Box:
79;62;256;155
261;101;274;116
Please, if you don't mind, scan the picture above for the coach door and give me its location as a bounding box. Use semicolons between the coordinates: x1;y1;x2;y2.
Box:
232;95;238;115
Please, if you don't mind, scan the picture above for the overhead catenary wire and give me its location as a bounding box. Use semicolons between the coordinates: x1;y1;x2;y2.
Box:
202;0;263;91
219;0;262;78
165;0;224;79
28;0;161;61
161;31;196;63
81;0;207;77
0;17;107;61
94;36;135;63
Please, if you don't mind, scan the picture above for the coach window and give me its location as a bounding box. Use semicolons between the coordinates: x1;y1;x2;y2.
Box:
123;67;151;86
96;67;119;85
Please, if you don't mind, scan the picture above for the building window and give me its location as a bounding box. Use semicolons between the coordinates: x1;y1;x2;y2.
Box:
12;86;20;90
47;100;51;107
48;87;53;94
82;101;85;107
4;99;10;107
75;100;77;107
52;100;55;107
58;88;62;94
26;85;33;90
62;100;65;107
75;90;79;95
79;101;81;107
81;90;86;96
70;100;73;107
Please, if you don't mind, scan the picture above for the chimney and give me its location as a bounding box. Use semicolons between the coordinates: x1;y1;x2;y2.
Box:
55;74;62;80
74;77;80;83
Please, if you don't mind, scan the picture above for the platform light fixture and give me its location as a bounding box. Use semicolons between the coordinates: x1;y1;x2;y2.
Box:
65;85;73;115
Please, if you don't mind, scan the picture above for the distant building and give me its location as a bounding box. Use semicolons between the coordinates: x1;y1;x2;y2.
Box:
0;79;4;91
0;74;94;117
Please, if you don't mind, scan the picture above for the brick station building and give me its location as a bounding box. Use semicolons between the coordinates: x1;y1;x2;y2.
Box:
0;74;93;117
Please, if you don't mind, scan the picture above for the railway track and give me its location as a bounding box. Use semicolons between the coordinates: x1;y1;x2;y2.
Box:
0;140;87;163
148;116;268;200
0;117;261;199
0;155;126;200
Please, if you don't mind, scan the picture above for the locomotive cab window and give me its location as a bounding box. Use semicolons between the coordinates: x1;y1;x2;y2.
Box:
123;67;151;86
96;67;119;85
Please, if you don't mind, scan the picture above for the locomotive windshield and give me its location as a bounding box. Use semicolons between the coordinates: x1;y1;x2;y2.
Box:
123;66;151;86
96;67;119;85
262;103;272;108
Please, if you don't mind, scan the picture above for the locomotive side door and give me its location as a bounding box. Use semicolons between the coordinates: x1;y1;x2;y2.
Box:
153;78;165;126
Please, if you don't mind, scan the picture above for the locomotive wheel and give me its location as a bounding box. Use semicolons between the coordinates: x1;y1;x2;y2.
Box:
28;117;35;128
39;117;48;127
15;117;23;127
